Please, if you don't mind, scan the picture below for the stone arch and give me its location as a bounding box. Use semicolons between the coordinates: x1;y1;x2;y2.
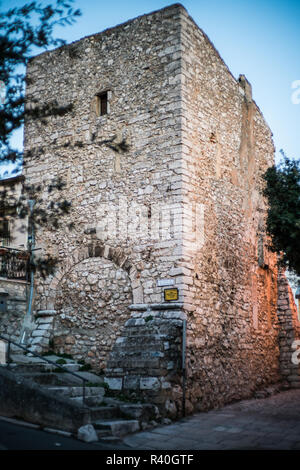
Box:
39;241;143;311
52;256;132;370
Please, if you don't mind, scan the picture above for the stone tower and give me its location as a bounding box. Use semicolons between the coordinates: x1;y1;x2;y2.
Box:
24;4;282;415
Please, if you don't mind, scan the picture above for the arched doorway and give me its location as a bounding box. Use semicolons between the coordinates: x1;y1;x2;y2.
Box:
52;256;132;371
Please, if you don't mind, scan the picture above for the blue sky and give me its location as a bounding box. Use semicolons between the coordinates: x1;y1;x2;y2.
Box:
1;0;299;177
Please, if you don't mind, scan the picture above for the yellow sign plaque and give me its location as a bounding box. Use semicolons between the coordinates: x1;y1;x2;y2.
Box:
164;288;179;302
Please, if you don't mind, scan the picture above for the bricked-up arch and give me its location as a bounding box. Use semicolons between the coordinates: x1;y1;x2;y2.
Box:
53;256;133;370
39;241;143;311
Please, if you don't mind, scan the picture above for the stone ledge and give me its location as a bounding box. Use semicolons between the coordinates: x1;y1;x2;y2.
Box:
151;303;184;311
0;277;29;285
36;310;56;317
9;297;26;302
129;303;184;311
129;304;148;311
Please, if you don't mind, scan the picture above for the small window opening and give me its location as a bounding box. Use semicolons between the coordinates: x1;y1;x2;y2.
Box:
96;91;108;116
0;220;10;247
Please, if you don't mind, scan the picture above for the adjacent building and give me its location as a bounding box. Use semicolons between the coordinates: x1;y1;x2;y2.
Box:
0;175;29;343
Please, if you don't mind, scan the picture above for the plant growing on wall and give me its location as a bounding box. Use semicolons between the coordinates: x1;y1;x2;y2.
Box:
263;151;300;278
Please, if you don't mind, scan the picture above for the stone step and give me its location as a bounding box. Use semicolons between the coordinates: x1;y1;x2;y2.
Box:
17;372;72;386
58;370;105;386
1;359;137;434
114;337;168;347
10;354;86;371
123;325;180;337
18;369;104;386
107;358;161;369
3;363;54;373
6;355;159;437
95;429;113;438
98;436;124;444
89;406;121;421
112;345;166;355
21;371;91;386
119;403;159;421
46;386;105;399
10;354;48;363
110;346;166;356
93;419;140;437
9;360;80;374
69;396;105;407
120;333;169;341
8;363;81;374
56;363;81;372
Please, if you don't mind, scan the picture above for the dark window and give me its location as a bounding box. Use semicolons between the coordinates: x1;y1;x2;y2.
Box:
96;92;108;116
0;220;10;246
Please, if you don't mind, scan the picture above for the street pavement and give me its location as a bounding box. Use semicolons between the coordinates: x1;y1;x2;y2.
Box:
123;389;300;450
1;389;300;451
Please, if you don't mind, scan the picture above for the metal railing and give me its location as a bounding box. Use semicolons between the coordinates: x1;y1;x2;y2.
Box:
0;247;30;281
0;334;89;407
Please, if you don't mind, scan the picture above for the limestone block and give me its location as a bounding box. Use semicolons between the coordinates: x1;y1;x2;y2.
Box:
0;341;7;364
77;424;98;443
37;323;52;331
104;377;123;390
140;377;160;391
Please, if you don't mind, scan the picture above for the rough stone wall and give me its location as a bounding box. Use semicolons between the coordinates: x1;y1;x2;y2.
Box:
53;257;132;369
23;4;185;362
0;280;28;342
178;8;280;411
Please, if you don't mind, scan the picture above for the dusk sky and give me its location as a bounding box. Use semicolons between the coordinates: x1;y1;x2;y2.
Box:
1;0;299;176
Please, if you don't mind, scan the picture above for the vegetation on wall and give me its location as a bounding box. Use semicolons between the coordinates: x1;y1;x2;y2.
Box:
263;151;300;278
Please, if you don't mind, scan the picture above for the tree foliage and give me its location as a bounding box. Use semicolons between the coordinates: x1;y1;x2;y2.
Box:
0;1;81;276
0;0;80;166
263;152;300;277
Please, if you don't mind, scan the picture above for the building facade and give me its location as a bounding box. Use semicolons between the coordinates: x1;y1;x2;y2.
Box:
23;4;299;415
0;175;29;343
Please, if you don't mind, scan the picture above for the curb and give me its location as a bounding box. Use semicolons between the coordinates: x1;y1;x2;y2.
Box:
0;415;72;438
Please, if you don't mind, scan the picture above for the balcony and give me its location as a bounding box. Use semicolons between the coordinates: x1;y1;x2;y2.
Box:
0;247;30;281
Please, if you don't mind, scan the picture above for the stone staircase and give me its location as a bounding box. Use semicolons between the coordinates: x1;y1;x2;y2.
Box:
4;353;161;443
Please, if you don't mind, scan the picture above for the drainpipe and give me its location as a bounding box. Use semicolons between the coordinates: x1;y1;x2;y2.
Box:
182;318;187;417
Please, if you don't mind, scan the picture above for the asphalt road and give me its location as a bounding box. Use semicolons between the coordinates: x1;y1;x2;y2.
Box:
0;417;127;451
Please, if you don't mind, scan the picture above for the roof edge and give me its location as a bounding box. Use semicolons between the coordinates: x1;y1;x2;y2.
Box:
28;3;187;62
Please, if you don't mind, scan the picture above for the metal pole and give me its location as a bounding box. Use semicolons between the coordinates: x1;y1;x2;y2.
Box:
82;380;86;407
182;319;187;417
6;338;11;369
20;200;36;345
